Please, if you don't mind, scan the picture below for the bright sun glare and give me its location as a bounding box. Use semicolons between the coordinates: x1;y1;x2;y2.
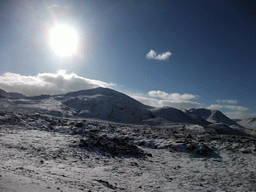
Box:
49;24;79;57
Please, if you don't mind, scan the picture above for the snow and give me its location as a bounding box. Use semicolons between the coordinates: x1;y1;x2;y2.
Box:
1;110;256;191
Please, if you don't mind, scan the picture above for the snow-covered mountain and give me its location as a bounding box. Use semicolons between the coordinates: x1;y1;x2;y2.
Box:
186;108;239;126
0;87;247;127
62;88;153;123
150;107;209;126
64;87;150;109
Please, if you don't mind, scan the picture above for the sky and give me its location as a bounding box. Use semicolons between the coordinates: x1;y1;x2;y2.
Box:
0;0;255;119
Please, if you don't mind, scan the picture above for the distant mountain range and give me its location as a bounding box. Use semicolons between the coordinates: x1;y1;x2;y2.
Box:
0;87;253;128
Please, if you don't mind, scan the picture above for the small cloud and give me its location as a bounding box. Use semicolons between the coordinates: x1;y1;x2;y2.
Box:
208;104;223;110
146;50;172;61
155;52;172;60
146;50;157;59
0;70;113;96
216;99;238;104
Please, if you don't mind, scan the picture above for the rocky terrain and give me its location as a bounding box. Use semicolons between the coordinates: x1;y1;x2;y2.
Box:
0;88;256;191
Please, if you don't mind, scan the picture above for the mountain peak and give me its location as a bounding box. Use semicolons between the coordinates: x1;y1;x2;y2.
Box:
64;87;150;109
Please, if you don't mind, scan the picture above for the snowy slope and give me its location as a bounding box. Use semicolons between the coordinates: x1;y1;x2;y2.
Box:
237;117;256;128
236;117;256;134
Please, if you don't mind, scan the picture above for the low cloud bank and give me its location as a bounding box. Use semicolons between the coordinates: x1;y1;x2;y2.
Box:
0;70;113;96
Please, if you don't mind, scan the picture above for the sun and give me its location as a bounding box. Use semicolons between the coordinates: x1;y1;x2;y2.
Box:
49;24;79;57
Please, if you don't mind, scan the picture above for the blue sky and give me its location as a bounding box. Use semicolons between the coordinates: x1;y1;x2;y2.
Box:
0;0;255;119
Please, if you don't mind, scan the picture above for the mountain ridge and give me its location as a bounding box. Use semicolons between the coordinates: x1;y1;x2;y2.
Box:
0;87;246;127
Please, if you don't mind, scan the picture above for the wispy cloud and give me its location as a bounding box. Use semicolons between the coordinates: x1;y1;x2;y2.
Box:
225;105;249;111
132;95;200;109
146;50;172;61
208;104;223;110
216;99;238;104
225;111;256;119
0;70;113;96
131;90;200;109
208;103;248;112
148;90;198;101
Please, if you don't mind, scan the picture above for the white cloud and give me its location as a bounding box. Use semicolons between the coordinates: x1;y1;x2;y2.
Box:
148;90;169;99
207;103;249;112
216;99;238;104
132;95;201;109
0;70;113;96
160;100;201;109
131;90;200;109
148;90;197;101
146;50;157;59
225;111;256;119
225;105;249;111
146;50;172;61
208;104;223;110
155;52;172;61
